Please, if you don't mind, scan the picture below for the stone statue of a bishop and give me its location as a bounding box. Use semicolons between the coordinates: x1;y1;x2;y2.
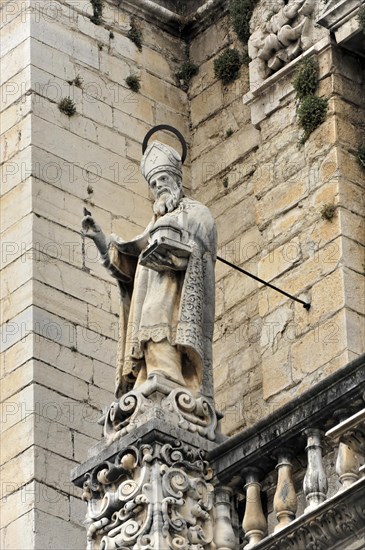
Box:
82;128;217;403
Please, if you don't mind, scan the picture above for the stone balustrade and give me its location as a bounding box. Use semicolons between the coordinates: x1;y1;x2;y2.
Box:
209;354;365;549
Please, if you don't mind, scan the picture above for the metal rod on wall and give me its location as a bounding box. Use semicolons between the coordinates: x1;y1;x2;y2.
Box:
217;255;311;310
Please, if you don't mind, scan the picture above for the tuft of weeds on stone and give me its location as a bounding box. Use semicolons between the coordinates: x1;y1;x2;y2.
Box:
74;74;83;88
292;57;328;144
222;177;229;188
229;0;256;44
320;203;336;221
87;185;94;195
357;145;365;168
58;97;76;116
90;0;103;25
226;128;234;137
109;30;114;39
176;61;199;87
125;75;141;93
357;5;365;34
297;95;328;144
214;48;242;85
127;18;143;51
292;58;318;100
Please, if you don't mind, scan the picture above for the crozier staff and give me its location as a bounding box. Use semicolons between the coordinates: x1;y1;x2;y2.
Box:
82;126;217;399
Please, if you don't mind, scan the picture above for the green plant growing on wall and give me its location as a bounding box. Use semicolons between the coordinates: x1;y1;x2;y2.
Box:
74;75;83;88
292;58;318;100
222;177;229;188
357;5;365;34
357;145;365;168
58;97;76;116
297;95;328;144
90;0;103;25
292;57;328;144
214;49;242;84
125;75;141;93
226;128;234;137
229;0;256;44
176;61;199;87
320;203;336;221
128;19;143;51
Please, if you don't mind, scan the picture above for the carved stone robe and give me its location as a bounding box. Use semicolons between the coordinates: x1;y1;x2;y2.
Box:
107;197;217;400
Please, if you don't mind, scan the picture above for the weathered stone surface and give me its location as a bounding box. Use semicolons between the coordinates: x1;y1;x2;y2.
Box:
2;2;365;548
292;309;348;380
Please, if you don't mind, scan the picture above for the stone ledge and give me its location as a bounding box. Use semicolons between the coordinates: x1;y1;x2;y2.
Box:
317;0;362;31
317;0;365;57
71;416;225;486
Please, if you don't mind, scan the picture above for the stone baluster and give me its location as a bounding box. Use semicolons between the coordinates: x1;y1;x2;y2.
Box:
273;450;297;532
325;409;365;493
303;429;328;512
214;486;237;550
242;469;267;548
335;439;360;491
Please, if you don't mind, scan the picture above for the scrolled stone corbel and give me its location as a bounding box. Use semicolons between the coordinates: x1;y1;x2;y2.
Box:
303;428;328;512
273;450;297;532
213;486;237;550
242;468;267;549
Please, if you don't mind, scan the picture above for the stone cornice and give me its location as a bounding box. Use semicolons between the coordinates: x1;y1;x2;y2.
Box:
115;0;228;37
71;415;222;487
209;353;365;482
317;0;364;31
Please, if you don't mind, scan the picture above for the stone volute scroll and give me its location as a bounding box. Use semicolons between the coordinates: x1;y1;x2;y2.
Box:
72;128;238;550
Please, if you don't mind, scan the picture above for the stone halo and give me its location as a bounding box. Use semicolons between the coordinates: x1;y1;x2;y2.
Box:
142;124;187;164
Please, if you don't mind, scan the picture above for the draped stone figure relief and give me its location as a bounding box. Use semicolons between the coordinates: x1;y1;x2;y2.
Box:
248;0;319;84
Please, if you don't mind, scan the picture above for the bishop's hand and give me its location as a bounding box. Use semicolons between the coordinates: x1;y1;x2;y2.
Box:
81;210;108;256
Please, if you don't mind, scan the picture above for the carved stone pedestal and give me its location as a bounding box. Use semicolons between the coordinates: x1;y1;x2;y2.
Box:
72;374;230;550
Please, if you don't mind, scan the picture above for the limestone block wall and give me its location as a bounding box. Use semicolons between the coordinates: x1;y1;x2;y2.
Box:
1;0;365;547
188;12;365;435
0;1;188;548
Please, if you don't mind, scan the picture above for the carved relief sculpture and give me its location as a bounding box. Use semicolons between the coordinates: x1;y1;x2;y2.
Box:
248;0;317;84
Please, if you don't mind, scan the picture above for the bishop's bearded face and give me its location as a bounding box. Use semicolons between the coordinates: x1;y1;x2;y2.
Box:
149;171;183;216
